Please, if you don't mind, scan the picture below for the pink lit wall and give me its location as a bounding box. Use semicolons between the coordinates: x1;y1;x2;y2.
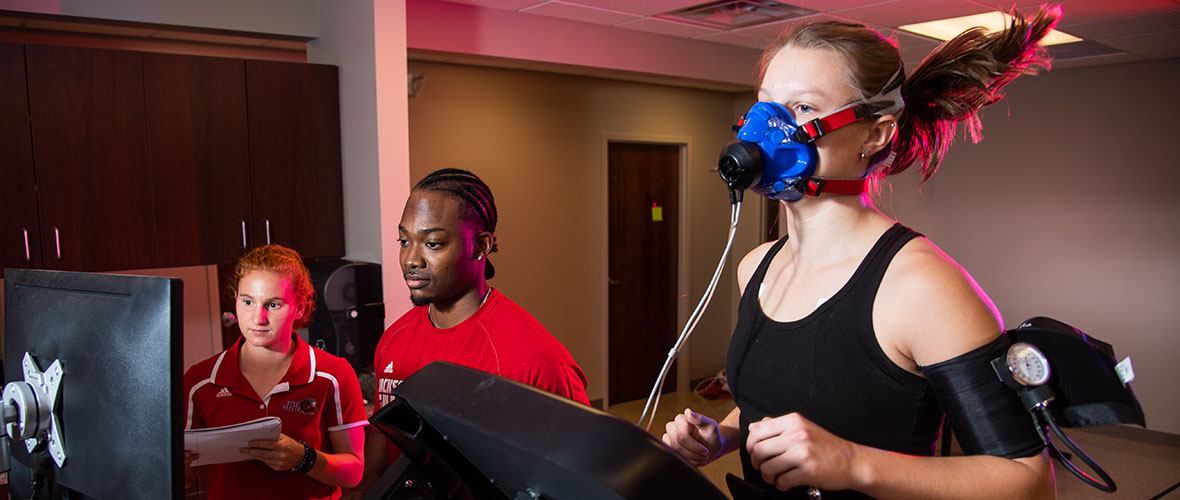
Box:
405;0;760;89
373;1;414;323
886;58;1180;434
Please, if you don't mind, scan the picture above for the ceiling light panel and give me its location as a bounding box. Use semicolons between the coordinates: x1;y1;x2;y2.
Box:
900;11;1082;46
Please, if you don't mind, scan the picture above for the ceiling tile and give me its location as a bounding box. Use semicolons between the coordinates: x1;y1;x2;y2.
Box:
1100;29;1180;59
1046;39;1124;59
521;2;640;25
695;30;771;50
1049;0;1179;25
435;0;546;10
959;0;1054;9
1052;51;1145;70
615;17;723;38
962;0;1178;28
559;0;713;17
782;0;897;10
836;0;995;27
1061;10;1180;39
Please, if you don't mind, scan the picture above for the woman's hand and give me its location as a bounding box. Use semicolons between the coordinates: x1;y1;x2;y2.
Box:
747;413;863;492
241;433;306;471
661;408;724;466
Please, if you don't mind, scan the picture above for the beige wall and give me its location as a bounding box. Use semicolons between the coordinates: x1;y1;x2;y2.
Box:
405;61;764;404
885;58;1180;434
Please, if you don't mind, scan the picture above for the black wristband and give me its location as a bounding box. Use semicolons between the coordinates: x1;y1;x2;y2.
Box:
291;440;317;473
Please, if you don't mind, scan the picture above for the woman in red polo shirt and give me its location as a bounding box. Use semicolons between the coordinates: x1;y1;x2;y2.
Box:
184;245;367;499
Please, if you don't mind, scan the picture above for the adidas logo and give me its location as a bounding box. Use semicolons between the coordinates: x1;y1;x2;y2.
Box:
216;387;232;398
383;362;394;374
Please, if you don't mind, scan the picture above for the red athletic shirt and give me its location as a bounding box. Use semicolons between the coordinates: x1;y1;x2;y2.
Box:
374;288;589;413
184;335;368;500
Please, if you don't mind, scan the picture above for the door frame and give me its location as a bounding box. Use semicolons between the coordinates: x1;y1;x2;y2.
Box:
601;133;692;409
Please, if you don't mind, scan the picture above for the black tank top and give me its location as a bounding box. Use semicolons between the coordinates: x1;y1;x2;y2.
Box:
725;223;942;499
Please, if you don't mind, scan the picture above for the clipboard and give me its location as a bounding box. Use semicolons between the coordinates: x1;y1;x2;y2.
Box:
185;416;282;466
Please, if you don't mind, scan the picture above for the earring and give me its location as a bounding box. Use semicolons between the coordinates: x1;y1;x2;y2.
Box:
477;254;483;261
859;150;868;160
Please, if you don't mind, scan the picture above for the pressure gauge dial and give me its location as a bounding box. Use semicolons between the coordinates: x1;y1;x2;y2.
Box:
1006;342;1051;386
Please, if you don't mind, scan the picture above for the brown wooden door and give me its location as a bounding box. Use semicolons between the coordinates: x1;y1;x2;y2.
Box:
25;44;156;272
608;142;679;404
144;52;253;267
0;43;42;270
245;60;345;258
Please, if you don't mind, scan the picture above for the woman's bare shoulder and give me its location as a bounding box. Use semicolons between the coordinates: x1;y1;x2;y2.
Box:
737;239;783;291
877;236;1004;366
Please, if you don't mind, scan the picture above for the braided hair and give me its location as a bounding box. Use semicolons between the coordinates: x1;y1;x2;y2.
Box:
413;168;500;279
758;6;1061;182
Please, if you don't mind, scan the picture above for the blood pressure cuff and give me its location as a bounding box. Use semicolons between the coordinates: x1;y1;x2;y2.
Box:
920;335;1044;459
1007;317;1145;428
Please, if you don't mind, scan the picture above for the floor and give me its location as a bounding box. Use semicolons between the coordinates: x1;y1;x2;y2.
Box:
605;390;1180;499
606;390;740;498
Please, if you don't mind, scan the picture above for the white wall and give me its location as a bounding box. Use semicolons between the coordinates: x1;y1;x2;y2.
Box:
308;2;384;266
886;58;1180;434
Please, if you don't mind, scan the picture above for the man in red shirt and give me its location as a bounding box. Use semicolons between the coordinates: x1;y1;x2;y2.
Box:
355;168;588;493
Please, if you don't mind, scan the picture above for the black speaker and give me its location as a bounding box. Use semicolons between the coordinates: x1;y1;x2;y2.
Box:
307;259;384;373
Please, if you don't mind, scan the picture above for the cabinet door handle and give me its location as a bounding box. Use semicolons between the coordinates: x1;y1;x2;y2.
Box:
54;227;61;259
23;228;31;261
264;219;271;245
240;220;248;249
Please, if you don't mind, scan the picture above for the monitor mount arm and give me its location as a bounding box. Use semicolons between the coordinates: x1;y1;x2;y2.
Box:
1;352;68;468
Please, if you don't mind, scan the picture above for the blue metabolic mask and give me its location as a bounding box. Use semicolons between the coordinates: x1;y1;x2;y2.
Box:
717;101;873;202
717;71;907;204
734;101;817;201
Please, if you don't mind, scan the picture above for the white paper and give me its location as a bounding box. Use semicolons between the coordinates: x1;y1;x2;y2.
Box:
185;416;282;466
1115;356;1135;384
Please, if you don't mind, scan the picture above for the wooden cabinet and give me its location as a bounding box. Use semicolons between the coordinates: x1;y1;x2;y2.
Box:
246;60;345;259
4;46;345;273
143;53;253;267
25;45;157;272
0;43;41;271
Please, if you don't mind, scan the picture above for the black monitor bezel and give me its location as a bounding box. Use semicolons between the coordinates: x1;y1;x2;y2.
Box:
3;268;183;500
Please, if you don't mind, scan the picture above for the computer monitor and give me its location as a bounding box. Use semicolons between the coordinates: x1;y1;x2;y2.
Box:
366;361;729;500
2;268;183;499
